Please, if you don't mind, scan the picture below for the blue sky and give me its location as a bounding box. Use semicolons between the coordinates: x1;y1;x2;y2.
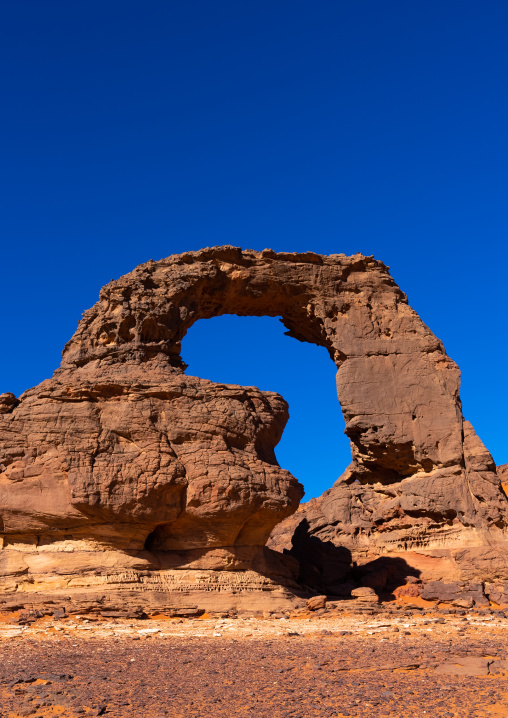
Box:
1;1;507;497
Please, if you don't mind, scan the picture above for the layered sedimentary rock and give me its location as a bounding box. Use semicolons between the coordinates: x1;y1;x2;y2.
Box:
1;246;507;612
269;430;508;602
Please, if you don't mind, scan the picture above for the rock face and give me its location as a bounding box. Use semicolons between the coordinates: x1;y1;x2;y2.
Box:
499;463;508;495
1;246;507;613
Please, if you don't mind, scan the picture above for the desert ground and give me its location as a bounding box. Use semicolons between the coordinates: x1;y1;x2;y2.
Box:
1;603;507;718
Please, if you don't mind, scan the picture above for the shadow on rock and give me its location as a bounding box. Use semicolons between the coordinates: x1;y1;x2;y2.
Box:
285;519;421;600
353;556;421;600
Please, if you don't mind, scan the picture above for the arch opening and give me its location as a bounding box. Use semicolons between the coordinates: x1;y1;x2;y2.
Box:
181;314;352;499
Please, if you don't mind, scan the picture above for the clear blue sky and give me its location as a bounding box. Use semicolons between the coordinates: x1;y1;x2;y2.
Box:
1;1;507;497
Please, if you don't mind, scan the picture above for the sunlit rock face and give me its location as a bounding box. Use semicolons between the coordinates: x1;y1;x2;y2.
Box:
1;246;507;613
499;464;508;495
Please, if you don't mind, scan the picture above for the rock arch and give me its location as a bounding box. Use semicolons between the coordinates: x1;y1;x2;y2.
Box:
1;246;507;613
63;246;465;485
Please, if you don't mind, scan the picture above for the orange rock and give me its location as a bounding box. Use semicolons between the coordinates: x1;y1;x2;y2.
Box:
394;584;421;599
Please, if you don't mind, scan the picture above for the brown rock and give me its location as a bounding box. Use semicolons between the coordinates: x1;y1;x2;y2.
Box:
452;597;474;609
1;245;507;611
420;581;489;606
351;587;379;602
485;582;508;607
306;595;327;611
0;393;19;414
489;659;508;675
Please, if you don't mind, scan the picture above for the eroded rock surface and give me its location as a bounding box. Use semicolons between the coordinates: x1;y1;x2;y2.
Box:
499;463;508;495
1;246;507;612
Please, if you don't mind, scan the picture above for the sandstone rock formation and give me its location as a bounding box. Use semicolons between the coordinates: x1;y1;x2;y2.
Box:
499;463;508;495
1;246;507;613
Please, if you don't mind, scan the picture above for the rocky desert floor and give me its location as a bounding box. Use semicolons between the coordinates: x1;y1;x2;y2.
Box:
1;605;507;718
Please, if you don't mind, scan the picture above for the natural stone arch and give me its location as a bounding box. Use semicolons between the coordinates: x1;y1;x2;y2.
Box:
63;246;463;482
1;246;508;613
59;245;508;553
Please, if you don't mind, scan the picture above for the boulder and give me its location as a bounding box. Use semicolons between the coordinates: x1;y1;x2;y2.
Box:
420;581;489;607
0;393;19;414
306;595;327;611
351;587;379;603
